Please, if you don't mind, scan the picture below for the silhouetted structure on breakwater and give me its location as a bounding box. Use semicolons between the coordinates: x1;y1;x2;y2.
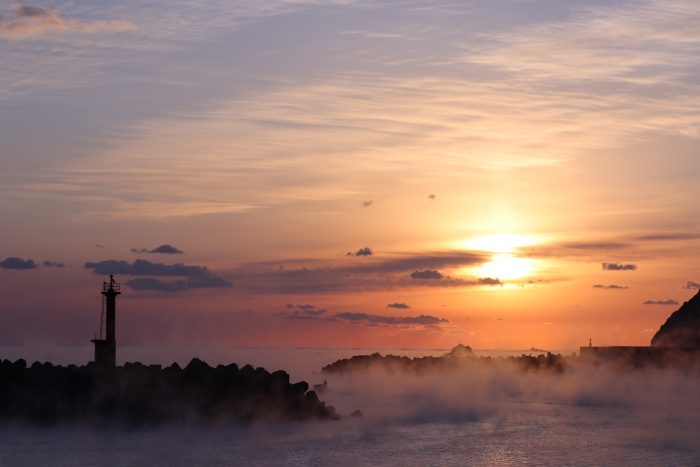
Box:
91;275;119;369
579;344;700;367
0;277;337;425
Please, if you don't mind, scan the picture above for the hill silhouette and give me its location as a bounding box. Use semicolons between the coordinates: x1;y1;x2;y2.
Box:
652;289;700;347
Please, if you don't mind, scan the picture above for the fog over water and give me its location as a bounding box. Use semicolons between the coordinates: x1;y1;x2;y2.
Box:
0;346;547;381
1;347;699;466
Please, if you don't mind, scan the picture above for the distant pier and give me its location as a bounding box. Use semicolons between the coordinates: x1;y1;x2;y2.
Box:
580;345;700;366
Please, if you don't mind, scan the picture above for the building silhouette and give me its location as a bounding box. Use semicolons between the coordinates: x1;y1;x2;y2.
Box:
91;275;120;368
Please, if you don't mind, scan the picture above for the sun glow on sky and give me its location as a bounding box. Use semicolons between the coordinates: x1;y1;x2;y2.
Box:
463;234;539;281
474;254;535;281
2;0;700;351
463;234;540;254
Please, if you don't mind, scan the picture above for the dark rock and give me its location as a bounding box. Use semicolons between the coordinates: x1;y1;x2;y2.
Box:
350;410;364;418
0;358;338;426
443;344;475;359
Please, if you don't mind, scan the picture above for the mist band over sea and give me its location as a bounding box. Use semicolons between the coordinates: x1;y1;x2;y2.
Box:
2;346;699;466
0;346;530;380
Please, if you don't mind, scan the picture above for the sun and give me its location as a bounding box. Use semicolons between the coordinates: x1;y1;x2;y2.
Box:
462;234;539;281
474;254;534;281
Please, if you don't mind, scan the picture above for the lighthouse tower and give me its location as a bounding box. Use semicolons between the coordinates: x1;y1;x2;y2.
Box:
91;275;120;368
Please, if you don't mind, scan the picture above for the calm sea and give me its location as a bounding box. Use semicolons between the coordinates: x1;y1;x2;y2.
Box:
1;346;698;466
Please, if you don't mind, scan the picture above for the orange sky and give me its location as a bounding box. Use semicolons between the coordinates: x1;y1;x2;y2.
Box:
1;0;700;352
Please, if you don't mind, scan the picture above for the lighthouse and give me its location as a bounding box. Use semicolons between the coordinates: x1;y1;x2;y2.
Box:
91;275;120;368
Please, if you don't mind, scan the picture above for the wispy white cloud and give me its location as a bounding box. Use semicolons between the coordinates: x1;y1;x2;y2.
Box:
0;4;135;38
0;0;366;103
4;0;700;224
21;63;697;219
467;0;700;87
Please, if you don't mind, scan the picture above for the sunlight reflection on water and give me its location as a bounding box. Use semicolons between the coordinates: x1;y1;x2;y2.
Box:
1;404;696;467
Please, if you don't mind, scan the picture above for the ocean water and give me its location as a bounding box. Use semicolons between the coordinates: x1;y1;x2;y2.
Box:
1;405;697;466
1;347;699;466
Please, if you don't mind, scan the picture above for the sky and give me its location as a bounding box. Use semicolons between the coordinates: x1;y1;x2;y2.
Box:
1;0;700;351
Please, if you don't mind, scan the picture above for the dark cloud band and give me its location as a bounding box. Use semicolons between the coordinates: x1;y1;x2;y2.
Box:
602;263;637;271
643;299;679;305
334;312;448;326
84;259;231;292
131;244;184;255
0;257;38;270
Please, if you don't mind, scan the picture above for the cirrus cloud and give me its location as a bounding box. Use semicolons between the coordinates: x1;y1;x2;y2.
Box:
0;4;136;39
